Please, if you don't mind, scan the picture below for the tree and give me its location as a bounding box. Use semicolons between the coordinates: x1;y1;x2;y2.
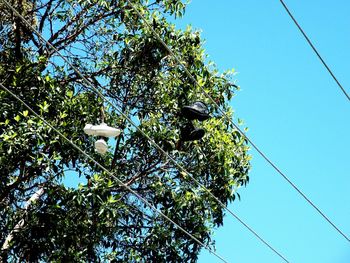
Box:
0;0;251;261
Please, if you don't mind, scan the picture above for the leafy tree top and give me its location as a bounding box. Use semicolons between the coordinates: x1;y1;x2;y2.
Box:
0;0;250;261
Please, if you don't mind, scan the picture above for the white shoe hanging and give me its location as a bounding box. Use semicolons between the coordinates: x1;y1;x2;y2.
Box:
94;139;108;154
84;123;121;137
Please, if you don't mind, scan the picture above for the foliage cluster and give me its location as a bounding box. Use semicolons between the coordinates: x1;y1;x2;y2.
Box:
0;0;250;261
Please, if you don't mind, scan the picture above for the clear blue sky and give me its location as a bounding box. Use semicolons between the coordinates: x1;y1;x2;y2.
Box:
175;0;350;262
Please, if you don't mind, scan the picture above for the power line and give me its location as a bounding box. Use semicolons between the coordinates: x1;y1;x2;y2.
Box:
278;0;350;101
1;1;290;261
0;83;229;263
124;0;350;243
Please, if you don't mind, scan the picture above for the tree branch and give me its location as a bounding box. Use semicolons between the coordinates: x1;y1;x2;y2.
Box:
51;10;120;52
13;0;23;60
38;0;54;33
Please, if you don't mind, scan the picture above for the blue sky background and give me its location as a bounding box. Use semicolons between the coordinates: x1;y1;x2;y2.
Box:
175;0;350;262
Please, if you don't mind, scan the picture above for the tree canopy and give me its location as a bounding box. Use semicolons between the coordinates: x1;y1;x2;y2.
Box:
0;0;251;261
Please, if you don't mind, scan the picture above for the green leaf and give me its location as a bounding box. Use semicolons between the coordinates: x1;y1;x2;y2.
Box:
38;56;47;63
66;90;73;98
59;111;68;119
107;180;113;188
93;174;100;181
107;195;118;204
39;101;50;113
15;65;22;73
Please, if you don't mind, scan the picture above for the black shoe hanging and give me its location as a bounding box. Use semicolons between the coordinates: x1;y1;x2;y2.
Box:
180;123;205;141
181;101;210;121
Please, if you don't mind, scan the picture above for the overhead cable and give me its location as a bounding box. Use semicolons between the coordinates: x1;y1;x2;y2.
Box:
279;0;350;101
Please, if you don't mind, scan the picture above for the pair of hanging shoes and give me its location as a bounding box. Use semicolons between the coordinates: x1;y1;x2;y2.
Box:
180;101;210;141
